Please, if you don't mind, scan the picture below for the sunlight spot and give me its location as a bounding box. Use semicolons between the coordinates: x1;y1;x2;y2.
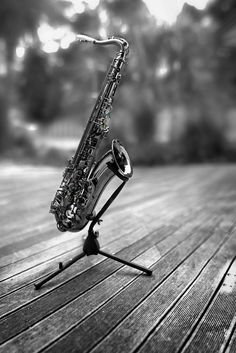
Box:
144;0;211;25
70;0;85;14
89;0;99;10
69;0;99;15
99;9;108;24
42;41;60;53
221;261;236;294
64;6;77;19
202;16;212;27
61;32;77;49
53;26;70;40
99;27;107;39
121;24;128;34
38;23;56;43
26;124;38;132
0;63;6;75
16;46;25;59
156;59;169;78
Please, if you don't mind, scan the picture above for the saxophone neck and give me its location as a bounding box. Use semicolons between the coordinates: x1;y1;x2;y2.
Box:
76;34;129;55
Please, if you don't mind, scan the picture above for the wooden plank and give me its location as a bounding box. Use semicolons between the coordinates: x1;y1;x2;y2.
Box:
0;164;229;255
0;208;207;309
0;211;205;338
225;325;236;353
0;164;227;238
1;164;236;353
0;225;169;321
181;257;236;353
134;227;236;353
0;172;192;244
0;248;158;352
82;221;234;353
0;178;184;263
0;211;178;296
0;216;217;352
0;186;203;283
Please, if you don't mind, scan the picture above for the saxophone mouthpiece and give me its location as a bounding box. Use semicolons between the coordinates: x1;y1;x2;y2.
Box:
76;34;96;43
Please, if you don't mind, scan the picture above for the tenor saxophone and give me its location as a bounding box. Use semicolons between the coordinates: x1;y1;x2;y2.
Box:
50;35;133;232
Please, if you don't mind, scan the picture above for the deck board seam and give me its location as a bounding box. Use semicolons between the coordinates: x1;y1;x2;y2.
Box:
220;314;236;353
0;211;214;318
175;255;236;353
0;206;203;289
36;219;220;353
0;217;217;345
132;224;236;353
0;225;177;319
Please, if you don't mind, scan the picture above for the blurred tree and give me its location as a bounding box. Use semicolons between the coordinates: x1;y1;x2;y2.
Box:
56;8;105;125
0;92;7;152
0;0;66;62
173;3;228;161
19;48;63;125
180;118;226;162
0;0;68;152
101;0;159;145
208;0;236;98
208;0;236;23
71;6;101;35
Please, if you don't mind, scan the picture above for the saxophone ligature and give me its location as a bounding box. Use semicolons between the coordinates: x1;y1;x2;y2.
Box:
50;34;133;232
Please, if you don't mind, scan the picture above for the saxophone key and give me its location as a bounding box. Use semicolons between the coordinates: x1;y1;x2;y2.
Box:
78;196;87;208
57;222;67;232
86;210;96;220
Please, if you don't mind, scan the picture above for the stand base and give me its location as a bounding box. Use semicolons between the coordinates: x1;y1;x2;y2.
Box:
34;230;152;290
34;252;86;290
34;180;152;290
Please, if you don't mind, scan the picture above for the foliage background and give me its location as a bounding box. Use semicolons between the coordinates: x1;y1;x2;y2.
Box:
0;0;236;165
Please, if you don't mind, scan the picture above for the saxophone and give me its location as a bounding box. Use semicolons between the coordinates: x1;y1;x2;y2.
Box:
50;35;133;232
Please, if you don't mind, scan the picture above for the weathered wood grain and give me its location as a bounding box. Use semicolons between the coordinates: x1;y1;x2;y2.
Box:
0;217;218;351
136;225;236;353
0;163;236;353
78;221;233;353
181;257;236;353
0;212;208;336
225;324;236;353
0;207;208;310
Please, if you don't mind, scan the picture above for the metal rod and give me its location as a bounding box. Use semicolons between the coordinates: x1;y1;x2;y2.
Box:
98;250;152;276
34;252;86;290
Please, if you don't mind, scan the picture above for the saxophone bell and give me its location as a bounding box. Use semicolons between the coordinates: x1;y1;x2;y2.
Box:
109;139;133;180
89;139;132;183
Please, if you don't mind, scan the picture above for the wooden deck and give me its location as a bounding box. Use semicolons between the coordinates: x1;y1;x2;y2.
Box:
0;163;236;353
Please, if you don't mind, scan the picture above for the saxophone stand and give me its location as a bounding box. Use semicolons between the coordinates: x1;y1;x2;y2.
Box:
34;181;152;290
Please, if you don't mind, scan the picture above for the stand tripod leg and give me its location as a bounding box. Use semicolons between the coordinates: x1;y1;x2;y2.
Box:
34;252;86;290
98;250;152;276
